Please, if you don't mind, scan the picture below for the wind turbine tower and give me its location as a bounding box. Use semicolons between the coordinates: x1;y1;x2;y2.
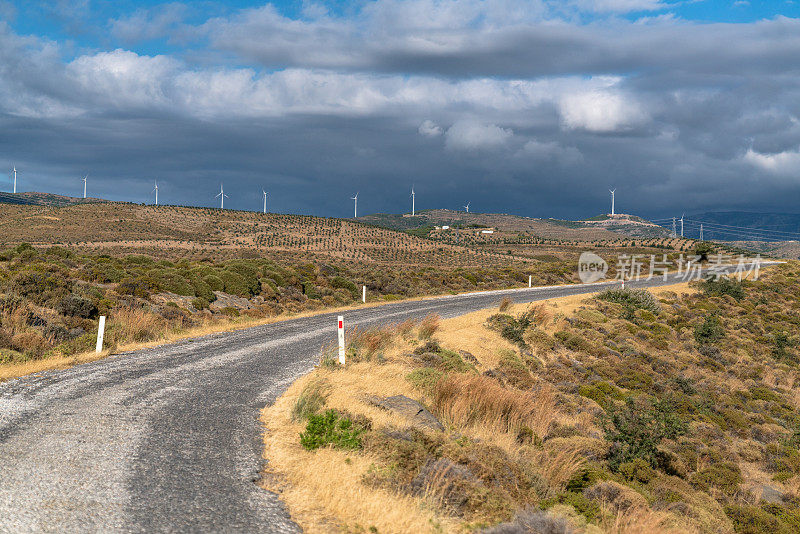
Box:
464;202;470;213
680;214;684;238
215;183;228;209
609;189;616;216
12;166;17;194
83;175;88;199
262;190;268;214
152;181;159;206
411;187;415;216
351;192;359;218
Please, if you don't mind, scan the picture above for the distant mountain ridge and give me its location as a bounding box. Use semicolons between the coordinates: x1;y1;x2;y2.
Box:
691;211;800;239
358;209;670;239
0;191;108;207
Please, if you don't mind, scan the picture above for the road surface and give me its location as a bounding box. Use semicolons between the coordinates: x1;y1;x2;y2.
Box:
0;268;767;532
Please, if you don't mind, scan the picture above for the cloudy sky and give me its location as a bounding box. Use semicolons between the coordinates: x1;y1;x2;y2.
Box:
0;1;799;220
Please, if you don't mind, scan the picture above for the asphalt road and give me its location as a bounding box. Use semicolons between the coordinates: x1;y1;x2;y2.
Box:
0;268;769;532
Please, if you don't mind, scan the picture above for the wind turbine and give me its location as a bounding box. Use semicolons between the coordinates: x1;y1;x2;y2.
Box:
609;189;616;216
680;213;684;237
411;186;415;216
215;183;228;209
464;202;470;213
152;181;159;206
82;175;88;199
11;166;17;194
351;192;359;218
262;190;268;214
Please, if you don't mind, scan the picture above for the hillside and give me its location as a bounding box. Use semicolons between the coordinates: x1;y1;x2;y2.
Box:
583;213;671;239
263;265;800;533
359;209;690;261
0;191;108;207
0;202;525;268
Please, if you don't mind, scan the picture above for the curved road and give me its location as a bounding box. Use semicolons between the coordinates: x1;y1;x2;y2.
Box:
0;269;765;532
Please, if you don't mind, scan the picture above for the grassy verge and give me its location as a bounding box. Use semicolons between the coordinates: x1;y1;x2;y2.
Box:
260;281;738;533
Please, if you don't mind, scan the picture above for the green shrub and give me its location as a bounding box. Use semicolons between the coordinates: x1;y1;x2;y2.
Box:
772;332;796;363
579;381;625;409
218;270;251;297
10;271;72;305
701;277;745;300
300;409;365;451
330;276;359;299
264;270;286;287
694;242;714;262
56;295;98;319
189;275;215;301
406;367;444;392
487;308;536;346
619;458;657;483
191;297;210;310
540;492;600;522
554;330;592;352
438;349;474;373
690;462;742;496
145;268;194;296
220;307;240;317
603;396;687;470
224;262;260;294
597;288;661;314
724;505;792;534
694;315;725;344
203;274;224;292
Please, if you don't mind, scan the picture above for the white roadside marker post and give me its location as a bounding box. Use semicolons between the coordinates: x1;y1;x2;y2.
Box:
362;285;366;304
337;316;345;365
528;275;532;288
96;316;106;354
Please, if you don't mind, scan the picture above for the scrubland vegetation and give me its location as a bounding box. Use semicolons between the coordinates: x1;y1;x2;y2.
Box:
262;263;800;533
0;242;570;377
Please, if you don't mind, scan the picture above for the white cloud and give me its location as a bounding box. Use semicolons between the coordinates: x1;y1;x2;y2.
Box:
744;148;800;175
445;120;512;150
559;88;648;133
418;119;443;137
573;0;666;13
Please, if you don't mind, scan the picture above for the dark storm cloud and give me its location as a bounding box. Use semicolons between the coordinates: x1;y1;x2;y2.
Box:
1;3;800;220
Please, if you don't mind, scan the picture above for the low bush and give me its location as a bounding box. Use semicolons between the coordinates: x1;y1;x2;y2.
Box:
603;396;687;470
406;367;444;393
330;276;358;300
56;295;98;319
597;288;661;314
701;277;745;300
300;409;366;451
689;462;742;496
694;315;725;344
487;308;536;347
724;505;792;534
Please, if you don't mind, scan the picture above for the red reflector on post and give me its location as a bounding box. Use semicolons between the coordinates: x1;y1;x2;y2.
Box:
338;320;343;328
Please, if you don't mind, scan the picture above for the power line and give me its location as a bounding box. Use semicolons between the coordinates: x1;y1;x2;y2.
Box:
683;219;800;239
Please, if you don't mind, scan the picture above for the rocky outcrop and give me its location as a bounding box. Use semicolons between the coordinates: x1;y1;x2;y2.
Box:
366;394;444;432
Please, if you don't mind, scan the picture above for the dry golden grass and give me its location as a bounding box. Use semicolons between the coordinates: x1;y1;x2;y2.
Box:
600;504;696;534
0;349;113;382
258;281;703;532
433;374;557;437
260;365;455;533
